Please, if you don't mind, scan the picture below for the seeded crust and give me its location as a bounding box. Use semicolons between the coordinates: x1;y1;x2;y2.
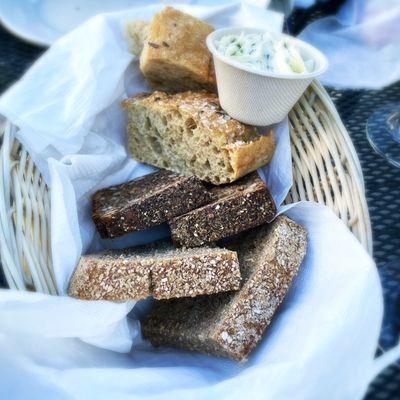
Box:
68;241;241;301
169;172;276;246
123;91;275;185
138;7;216;92
92;170;212;238
142;216;307;361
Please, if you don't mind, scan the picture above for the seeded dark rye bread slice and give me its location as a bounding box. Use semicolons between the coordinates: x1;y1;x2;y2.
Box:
68;241;241;301
169;172;276;247
92;170;212;238
142;216;307;361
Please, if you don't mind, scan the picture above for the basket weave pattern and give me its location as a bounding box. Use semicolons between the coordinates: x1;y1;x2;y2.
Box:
286;81;372;253
0;120;56;294
0;81;372;294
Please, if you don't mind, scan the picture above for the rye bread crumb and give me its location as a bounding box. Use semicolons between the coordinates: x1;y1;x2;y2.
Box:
92;170;212;238
68;241;241;301
169;172;277;246
142;216;307;361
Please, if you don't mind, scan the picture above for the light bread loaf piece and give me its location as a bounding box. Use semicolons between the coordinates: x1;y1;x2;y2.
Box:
68;242;241;301
142;216;307;361
123;91;275;185
128;7;216;92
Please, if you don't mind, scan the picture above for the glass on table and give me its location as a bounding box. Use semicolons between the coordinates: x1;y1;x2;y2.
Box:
366;104;400;167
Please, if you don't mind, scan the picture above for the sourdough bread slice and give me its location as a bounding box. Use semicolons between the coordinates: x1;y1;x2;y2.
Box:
68;242;241;301
123;91;275;185
142;216;307;361
169;172;277;246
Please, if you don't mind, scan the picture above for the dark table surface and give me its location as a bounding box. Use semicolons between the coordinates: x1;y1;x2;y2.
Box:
328;84;400;400
1;4;399;399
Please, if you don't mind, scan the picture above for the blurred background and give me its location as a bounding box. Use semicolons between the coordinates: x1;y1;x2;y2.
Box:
0;0;399;398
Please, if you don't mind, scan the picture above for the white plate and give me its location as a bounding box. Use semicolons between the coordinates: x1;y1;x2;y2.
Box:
0;0;150;46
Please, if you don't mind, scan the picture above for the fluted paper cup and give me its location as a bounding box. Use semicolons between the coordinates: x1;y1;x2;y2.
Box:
207;27;328;126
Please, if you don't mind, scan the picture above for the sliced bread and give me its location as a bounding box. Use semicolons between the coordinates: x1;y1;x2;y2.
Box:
169;172;277;246
68;241;241;301
134;7;216;91
123;91;275;185
92;170;212;238
142;216;307;361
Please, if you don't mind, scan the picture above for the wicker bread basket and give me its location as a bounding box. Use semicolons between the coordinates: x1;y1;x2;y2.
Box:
0;80;372;295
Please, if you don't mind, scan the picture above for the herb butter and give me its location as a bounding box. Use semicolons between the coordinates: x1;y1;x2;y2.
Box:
215;32;314;75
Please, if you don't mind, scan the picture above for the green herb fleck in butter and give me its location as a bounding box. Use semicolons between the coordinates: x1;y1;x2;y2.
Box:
215;32;315;75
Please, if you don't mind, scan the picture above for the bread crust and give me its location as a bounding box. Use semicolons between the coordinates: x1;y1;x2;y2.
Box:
227;135;276;180
126;20;150;55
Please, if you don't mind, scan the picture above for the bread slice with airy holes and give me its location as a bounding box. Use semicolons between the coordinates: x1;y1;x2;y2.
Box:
122;91;275;185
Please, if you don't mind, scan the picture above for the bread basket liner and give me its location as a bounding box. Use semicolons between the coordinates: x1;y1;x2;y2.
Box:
0;3;397;399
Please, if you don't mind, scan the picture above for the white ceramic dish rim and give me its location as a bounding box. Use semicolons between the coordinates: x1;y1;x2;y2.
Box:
0;17;51;47
0;2;53;47
207;27;329;80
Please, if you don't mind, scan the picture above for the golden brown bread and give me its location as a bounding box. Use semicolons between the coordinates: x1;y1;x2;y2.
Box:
123;90;275;184
133;7;216;92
